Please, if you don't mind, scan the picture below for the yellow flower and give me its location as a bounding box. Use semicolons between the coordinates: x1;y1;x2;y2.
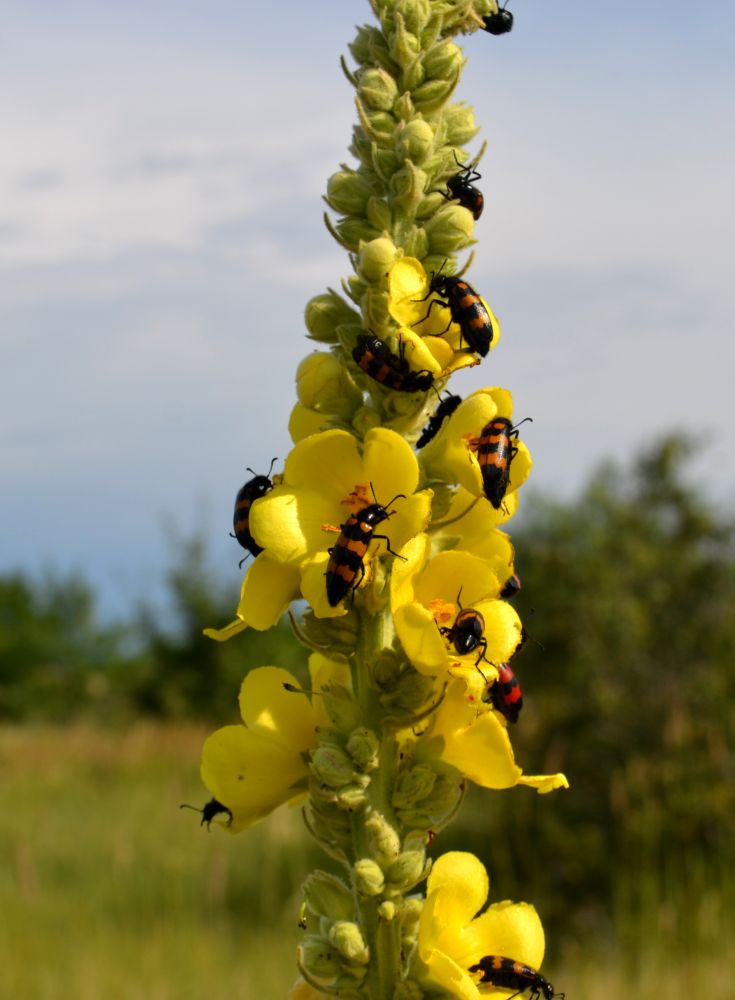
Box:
391;536;522;680
415;678;569;793
388;257;499;367
200;660;348;833
249;427;432;618
415;851;546;999
420;387;532;505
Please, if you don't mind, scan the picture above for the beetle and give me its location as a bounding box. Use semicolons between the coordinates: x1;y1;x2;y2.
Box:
442;159;484;220
499;572;522;600
482;662;523;723
352;333;434;393
179;798;233;831
416;393;462;449
232;459;276;565
438;589;489;667
470;416;531;509
414;272;496;357
325;488;406;606
469;955;564;1000
481;5;514;35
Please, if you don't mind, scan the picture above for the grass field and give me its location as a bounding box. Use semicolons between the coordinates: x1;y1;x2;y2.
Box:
1;724;732;999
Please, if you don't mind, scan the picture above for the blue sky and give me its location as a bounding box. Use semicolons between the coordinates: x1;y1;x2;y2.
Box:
2;1;734;617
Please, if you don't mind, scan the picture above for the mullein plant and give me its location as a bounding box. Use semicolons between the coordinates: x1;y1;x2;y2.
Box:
198;1;569;997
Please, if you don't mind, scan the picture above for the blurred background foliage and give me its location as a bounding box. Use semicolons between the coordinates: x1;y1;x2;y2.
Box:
1;434;734;997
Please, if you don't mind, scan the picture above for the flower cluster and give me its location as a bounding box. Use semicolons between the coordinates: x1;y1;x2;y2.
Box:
191;1;569;997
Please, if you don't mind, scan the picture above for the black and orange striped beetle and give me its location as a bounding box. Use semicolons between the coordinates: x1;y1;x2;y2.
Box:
325;487;406;607
179;798;233;830
481;5;514;35
415;273;496;357
483;662;523;723
416;393;462;449
231;459;276;565
499;572;522;600
438;589;489;667
471;416;531;509
352;333;434;393
442;160;484;220
469;956;564;1000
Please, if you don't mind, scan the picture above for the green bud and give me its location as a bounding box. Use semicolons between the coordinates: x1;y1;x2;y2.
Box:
389;18;420;70
393;764;437;809
402;59;425;93
303;871;355;922
366;812;401;866
362;286;393;329
321;681;363;733
311;745;358;789
390;164;429;215
397;896;423;934
385;850;428;891
354;858;386;896
357;237;398;282
381;667;436;715
412;78;457;115
326;170;373;216
401;224;429;261
347;727;380;771
328;921;370;965
399;773;463;830
296;353;362;416
349;26;382;67
364;111;397;147
336;782;370;812
374;147;400;178
396;0;431;35
394;982;425;1000
373;648;402;688
393;92;416;122
378;900;396;921
305;291;361;344
442;103;479;146
300;937;341;983
366;196;393;233
395;119;434;164
335;217;382;250
422;40;463;83
359;68;398;112
352;406;383;437
424;203;474;254
300;609;360;657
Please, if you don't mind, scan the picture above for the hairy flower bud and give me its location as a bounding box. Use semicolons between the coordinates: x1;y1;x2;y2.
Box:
296;353;362;416
328;921;370;965
366;812;401;866
422;40;463;83
303;871;356;921
389;20;420;70
347;727;380;771
390;163;429;215
321;682;363;733
326;170;374;216
304;291;361;344
395;119;434;164
396;0;431;35
385;850;428;891
373;648;402;688
378;900;396;921
354;858;386;896
424;202;474;254
366;196;393;233
336;217;382;250
352;406;383;437
336;781;370;812
300;938;341;984
359;68;399;111
358;237;399;282
393;764;437;809
393;91;416;122
441;103;479;146
311;745;359;789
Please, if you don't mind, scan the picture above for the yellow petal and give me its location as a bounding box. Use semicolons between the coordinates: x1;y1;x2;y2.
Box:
518;772;570;794
300;553;349;618
440;710;523;789
414;550;501;608
394;602;449;676
423;949;481;1000
238;667;318;755
472;599;523;663
398;327;443;375
288;403;328;443
236;556;301;629
284;428;363;497
203;618;248;642
426;851;490;932
463;901;545;973
363;427;420;501
308;653;352;729
391;533;431;611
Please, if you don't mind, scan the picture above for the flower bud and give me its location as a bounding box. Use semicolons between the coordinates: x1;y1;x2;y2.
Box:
349;25;380;65
299;938;341;983
373;649;402;688
442;103;479;146
364;111;397;146
393;980;425;999
389;19;420;69
424;203;474;254
336;781;370;812
412;79;458;115
422;40;463;83
347;727;380;771
357;237;398;282
396;0;431;35
393;92;416;122
335;217;382;250
366;812;401;866
395;119;434;165
305;291;360;344
385;851;428;891
362;286;392;329
366;196;392;233
352;406;382;437
378;900;396;921
354;858;386;896
390;164;429;215
328;921;370;965
381;668;436;715
301;609;360;657
398;773;463;830
326;170;373;216
311;745;358;789
303;871;355;921
402;60;425;93
396;896;423;934
296;353;362;416
321;681;363;733
401;225;429;261
359;68;398;112
393;764;437;809
374;148;400;178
